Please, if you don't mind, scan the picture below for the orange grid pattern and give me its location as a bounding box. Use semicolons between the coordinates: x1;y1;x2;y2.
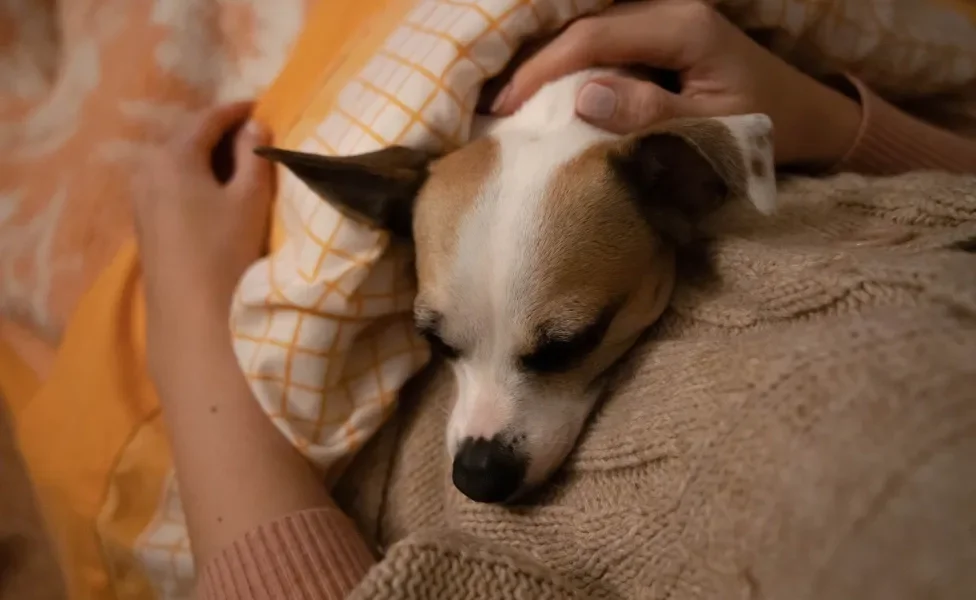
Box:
135;475;196;599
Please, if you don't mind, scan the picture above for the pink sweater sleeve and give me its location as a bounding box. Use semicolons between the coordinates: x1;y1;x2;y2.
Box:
195;507;375;600
835;77;976;175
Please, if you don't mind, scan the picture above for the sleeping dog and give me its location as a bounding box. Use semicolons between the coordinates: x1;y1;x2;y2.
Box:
255;67;776;505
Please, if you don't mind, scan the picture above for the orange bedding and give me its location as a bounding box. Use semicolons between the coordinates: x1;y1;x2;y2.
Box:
0;0;316;596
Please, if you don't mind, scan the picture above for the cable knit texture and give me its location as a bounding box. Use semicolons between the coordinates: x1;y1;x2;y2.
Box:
196;92;976;599
333;170;976;600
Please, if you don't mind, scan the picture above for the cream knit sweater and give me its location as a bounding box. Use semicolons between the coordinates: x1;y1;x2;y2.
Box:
329;168;976;600
199;81;976;600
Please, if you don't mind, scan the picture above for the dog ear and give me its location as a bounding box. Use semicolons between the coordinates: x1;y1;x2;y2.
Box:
254;145;435;239
609;114;776;244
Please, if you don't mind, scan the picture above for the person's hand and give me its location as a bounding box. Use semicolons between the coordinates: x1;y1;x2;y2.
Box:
492;0;862;168
131;107;358;571
132;102;273;372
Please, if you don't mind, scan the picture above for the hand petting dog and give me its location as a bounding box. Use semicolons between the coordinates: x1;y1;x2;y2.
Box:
492;0;862;169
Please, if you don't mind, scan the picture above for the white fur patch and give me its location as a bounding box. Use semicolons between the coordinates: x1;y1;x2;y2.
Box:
714;114;777;215
446;70;620;450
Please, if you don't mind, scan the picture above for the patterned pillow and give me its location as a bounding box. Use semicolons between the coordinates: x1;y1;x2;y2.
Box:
234;0;615;479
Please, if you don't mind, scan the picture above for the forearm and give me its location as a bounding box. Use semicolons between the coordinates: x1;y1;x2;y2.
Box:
152;312;377;598
150;307;337;563
136;103;376;598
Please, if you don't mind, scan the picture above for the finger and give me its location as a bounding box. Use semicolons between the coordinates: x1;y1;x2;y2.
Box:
228;119;274;201
575;76;698;134
177;101;254;160
494;0;704;114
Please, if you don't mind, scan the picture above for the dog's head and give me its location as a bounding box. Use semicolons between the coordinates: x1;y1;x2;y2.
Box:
257;80;775;504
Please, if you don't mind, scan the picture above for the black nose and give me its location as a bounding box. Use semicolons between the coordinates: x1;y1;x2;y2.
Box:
452;437;526;503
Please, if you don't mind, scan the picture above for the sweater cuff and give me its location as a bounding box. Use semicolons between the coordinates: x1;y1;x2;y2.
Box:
835;76;976;175
196;508;376;600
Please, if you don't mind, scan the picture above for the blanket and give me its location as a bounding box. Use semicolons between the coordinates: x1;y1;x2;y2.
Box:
0;0;315;368
2;0;976;599
334;170;976;599
0;398;64;600
0;0;316;597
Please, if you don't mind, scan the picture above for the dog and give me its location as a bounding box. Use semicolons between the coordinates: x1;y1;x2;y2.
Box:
255;67;776;505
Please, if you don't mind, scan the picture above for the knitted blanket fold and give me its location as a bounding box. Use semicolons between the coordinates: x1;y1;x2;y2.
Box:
335;170;976;600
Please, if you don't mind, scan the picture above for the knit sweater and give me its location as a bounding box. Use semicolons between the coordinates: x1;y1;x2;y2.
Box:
197;82;976;599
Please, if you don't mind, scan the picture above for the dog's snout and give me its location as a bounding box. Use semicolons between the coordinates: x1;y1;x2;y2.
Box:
452;437;525;503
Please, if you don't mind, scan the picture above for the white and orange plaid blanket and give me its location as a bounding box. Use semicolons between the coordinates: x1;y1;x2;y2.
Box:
1;1;975;598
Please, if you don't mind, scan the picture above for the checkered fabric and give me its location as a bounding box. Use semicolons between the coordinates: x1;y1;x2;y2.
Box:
230;0;611;477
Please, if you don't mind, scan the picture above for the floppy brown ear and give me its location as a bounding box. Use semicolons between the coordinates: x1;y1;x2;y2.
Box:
254;145;435;239
609;114;776;245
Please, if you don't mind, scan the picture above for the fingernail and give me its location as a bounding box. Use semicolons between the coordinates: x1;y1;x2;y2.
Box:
577;83;617;121
490;84;512;114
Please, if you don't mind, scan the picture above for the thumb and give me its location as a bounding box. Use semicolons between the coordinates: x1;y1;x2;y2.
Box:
229;119;274;201
576;76;693;134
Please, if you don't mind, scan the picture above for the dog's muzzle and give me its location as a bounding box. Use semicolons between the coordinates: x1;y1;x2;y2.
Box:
452;437;525;503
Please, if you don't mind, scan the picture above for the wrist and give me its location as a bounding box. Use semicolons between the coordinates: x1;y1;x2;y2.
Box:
795;81;862;169
145;297;235;385
147;327;239;408
145;280;233;333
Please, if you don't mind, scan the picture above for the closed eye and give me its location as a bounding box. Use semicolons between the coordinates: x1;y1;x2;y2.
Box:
417;325;462;360
519;306;618;374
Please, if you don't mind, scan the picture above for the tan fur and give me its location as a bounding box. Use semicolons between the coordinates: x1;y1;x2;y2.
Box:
526;146;674;360
413;137;498;295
